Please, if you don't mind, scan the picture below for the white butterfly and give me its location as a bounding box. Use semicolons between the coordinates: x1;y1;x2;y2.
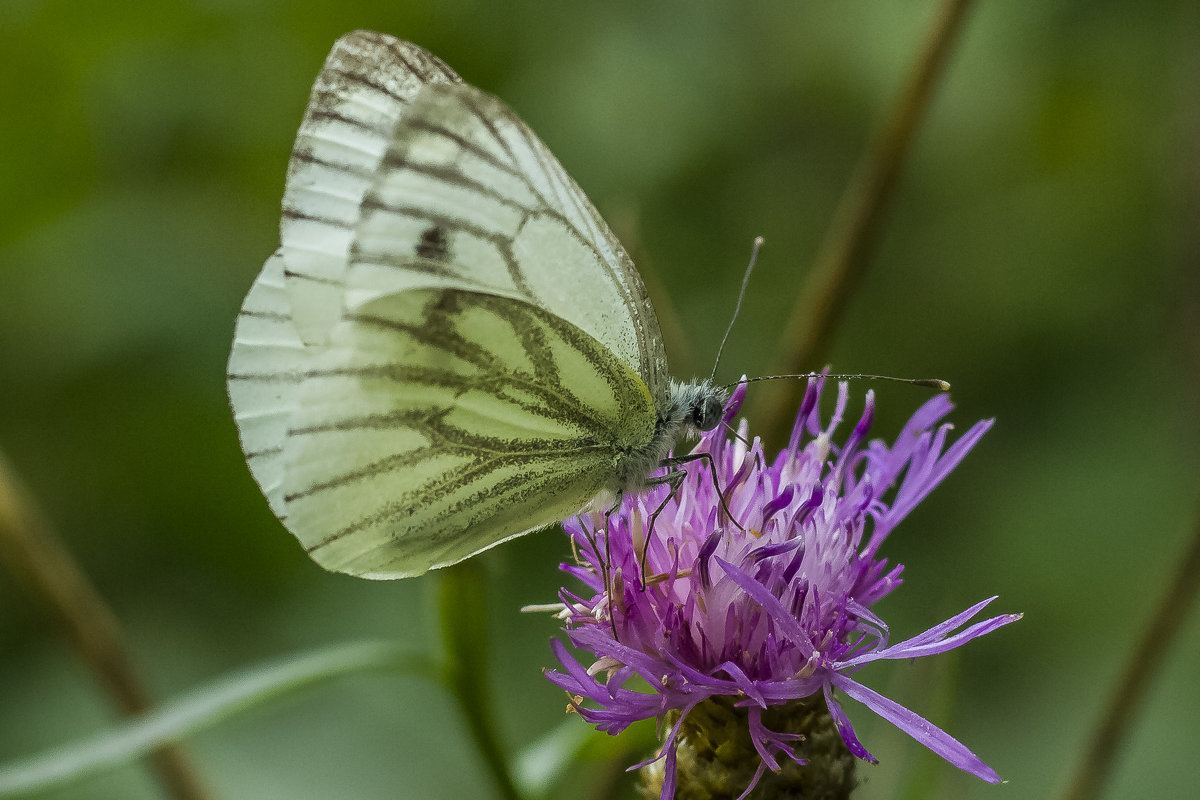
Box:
227;31;728;579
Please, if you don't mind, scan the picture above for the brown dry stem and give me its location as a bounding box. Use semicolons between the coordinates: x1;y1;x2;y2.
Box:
754;0;976;442
0;449;212;800
1059;507;1200;800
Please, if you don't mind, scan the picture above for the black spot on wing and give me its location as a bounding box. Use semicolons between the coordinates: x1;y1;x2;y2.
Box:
416;225;449;261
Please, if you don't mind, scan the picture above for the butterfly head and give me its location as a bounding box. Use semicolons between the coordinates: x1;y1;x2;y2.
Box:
692;389;726;432
664;378;729;438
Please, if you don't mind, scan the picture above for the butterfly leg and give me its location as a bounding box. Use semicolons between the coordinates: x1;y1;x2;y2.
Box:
658;451;746;534
639;468;689;589
638;452;747;588
600;495;624;639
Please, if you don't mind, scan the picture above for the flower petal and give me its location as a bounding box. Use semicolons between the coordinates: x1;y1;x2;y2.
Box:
713;556;815;657
838;597;1021;668
822;682;876;763
828;672;1000;783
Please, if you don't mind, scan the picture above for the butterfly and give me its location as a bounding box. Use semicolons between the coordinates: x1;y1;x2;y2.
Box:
227;30;729;579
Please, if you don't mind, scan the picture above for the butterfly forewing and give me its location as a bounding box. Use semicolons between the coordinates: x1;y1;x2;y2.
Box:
279;31;461;346
281;289;657;578
345;81;669;401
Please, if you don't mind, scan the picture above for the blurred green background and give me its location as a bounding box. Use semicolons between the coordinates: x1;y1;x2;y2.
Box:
2;1;1197;798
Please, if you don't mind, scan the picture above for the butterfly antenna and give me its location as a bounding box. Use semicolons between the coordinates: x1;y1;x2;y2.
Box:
710;236;764;382
722;372;951;392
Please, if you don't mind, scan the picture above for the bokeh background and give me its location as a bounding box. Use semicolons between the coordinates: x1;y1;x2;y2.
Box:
2;1;1197;798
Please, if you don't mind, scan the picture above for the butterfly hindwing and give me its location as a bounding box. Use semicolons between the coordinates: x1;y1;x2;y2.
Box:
280;289;657;578
227;251;308;520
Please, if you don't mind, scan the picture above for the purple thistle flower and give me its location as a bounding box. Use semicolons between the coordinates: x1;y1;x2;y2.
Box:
544;378;1020;798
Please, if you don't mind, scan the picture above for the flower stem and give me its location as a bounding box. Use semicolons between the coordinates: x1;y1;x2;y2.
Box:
438;561;524;800
1059;507;1200;800
754;0;976;442
0;449;213;800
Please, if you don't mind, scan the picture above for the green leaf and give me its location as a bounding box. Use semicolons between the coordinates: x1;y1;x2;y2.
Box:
512;716;593;797
0;640;432;797
514;715;661;800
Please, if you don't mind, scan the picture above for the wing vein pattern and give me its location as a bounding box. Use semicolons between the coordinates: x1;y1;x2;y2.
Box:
228;31;672;579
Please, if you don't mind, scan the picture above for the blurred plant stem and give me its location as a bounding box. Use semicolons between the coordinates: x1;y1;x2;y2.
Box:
1059;506;1200;800
753;0;975;442
0;449;213;800
438;561;524;800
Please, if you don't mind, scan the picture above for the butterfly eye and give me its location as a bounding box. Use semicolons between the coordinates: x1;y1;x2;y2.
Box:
694;395;724;432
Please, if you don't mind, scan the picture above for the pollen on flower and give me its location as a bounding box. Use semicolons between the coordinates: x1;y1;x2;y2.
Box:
543;377;1019;800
